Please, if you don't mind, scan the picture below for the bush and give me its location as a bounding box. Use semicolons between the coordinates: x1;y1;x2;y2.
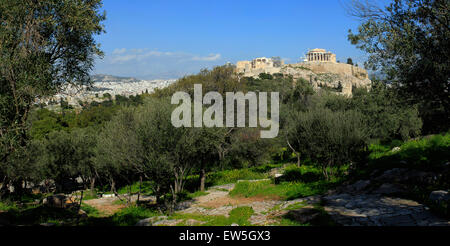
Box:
286;107;369;179
368;133;450;169
278;165;322;183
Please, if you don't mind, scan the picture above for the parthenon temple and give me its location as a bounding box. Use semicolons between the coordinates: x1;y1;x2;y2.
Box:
306;48;336;63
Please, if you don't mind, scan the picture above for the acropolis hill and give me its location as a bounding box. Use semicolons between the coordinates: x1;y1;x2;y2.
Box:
236;48;371;96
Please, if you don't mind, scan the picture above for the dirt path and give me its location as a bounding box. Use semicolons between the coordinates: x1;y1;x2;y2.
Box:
84;194;155;216
149;181;450;226
83;178;450;226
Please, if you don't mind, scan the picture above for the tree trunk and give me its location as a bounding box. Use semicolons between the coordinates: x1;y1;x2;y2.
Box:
137;175;142;205
90;176;96;197
12;179;25;198
110;179;115;194
286;139;301;167
296;154;301;167
0;176;9;199
79;190;84;209
199;169;206;192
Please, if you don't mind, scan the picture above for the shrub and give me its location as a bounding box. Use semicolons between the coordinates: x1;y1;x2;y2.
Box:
368;133;450;169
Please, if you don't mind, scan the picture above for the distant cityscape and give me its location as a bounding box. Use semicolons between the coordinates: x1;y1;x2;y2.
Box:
40;74;177;107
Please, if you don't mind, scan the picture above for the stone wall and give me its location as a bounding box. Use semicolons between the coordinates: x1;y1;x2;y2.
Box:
280;62;371;96
298;62;369;79
235;57;371;96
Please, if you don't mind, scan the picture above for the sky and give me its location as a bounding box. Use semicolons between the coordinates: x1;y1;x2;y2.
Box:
93;0;388;80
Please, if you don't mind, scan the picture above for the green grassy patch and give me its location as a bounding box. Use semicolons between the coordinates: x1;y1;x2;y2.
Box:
188;191;209;199
171;206;255;226
230;178;342;200
208;169;268;186
185;168;269;192
116;181;154;195
368;133;450;170
80;205;160;226
80;203;102;217
279;204;337;226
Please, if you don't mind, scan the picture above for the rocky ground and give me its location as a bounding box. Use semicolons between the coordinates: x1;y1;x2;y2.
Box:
84;194;155;216
133;170;450;226
23;166;448;226
323;193;448;226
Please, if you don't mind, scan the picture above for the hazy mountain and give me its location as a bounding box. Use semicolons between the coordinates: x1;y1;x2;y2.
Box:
91;74;142;83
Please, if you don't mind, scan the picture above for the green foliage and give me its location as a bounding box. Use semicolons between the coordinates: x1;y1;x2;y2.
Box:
278;164;323;183
153;65;242;98
207;169;268;186
346;58;353;65
230;179;342;200
258;73;273;80
348;0;450;133
285;106;368;179
39;127;97;193
116;181;154;196
228;206;254;226
80;203;102;217
170;206;254;226
348;81;423;141
0;0;106;189
108;206;159;226
368;133;450;169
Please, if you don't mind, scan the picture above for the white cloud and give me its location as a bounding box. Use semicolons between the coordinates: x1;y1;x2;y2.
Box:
108;49;222;64
192;53;221;61
95;48;224;79
112;48;127;55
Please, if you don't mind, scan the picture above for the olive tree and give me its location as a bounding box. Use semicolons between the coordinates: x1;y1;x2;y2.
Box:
286;107;369;179
0;0;105;196
347;0;450;133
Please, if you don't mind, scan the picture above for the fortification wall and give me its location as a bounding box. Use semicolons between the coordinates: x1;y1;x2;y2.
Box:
296;62;369;80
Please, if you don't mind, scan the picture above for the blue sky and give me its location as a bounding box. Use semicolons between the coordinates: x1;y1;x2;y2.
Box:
93;0;388;80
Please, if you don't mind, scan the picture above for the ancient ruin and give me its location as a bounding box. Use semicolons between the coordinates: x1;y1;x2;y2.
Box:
235;49;371;96
306;48;336;63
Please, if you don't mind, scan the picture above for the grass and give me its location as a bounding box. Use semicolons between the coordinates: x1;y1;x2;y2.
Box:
80;205;160;226
230;178;342;201
80;203;102;217
187;191;209;199
170;206;255;226
357;133;450;218
0;200;19;211
184;168;269;192
368;133;450;170
208;169;268;186
72;190;99;201
1;204;80;226
116;181;154;195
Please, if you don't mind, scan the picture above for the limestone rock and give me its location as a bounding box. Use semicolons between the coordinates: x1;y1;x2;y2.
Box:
285;208;321;224
135;216;168;226
429;190;450;204
391;147;401;152
78;209;88;219
185;219;206;226
344;180;371;193
372;183;405;195
42;194;75;208
152;219;183;226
